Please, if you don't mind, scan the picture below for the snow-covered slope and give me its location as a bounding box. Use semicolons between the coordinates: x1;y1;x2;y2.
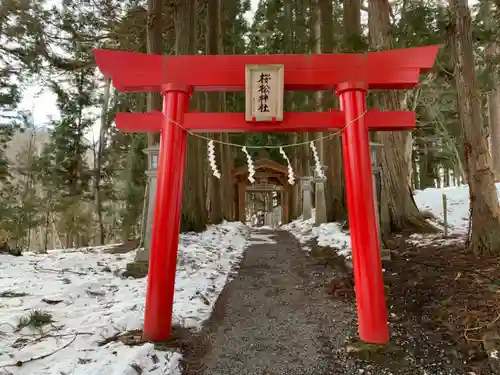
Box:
0;222;251;375
413;183;500;234
283;183;500;256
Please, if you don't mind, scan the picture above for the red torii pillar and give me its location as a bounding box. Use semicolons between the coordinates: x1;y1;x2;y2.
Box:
94;45;439;344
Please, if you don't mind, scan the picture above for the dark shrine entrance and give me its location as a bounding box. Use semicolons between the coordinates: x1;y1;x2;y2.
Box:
233;158;296;226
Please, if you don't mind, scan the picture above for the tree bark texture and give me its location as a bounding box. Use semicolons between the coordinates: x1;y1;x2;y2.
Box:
146;0;164;146
368;0;436;235
313;0;324;167
219;1;234;220
94;77;111;245
487;84;500;180
343;0;362;51
484;0;500;180
449;0;500;255
175;0;209;232
319;0;347;221
206;0;224;224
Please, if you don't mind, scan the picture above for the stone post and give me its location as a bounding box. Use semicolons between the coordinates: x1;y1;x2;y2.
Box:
370;142;390;261
135;144;160;262
314;168;327;225
295;181;302;218
301;177;313;220
265;191;273;227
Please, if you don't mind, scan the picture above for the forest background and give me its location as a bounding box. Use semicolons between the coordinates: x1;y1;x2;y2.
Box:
1;0;499;256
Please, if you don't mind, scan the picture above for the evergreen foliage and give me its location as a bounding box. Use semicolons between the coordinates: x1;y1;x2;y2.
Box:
0;0;498;253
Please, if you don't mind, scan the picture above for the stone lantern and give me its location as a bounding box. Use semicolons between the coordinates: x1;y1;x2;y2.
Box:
370;143;383;233
136;144;160;262
313;166;328;225
369;142;390;260
145;145;160;172
300;176;313;220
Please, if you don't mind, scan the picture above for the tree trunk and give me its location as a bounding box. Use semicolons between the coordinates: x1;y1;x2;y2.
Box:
449;0;500;255
412;151;419;189
444;168;450;187
487;85;500;180
134;0;165;262
302;133;310;176
484;1;500;180
219;2;233;220
221;134;234;219
93;77;111;245
418;140;435;189
176;0;208;232
206;0;224;224
43;198;52;253
343;0;362;51
313;0;324;166
436;116;467;182
146;0;164;146
368;0;436;235
418;143;428;189
16;131;36;248
322;0;346;221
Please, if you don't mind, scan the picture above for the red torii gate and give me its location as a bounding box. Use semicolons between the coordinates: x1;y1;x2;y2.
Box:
94;45;439;344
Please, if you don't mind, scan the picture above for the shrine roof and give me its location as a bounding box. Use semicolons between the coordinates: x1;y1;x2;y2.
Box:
94;45;441;92
232;159;290;177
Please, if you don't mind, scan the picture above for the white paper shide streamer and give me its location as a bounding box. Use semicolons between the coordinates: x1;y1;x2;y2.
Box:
279;147;295;185
207;140;221;179
242;146;255;183
310;141;325;179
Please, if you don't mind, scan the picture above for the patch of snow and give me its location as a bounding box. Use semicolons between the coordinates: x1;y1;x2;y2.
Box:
313;222;351;258
413;183;500;234
283;183;500;255
280;210;317;249
490;349;499;360
282;209;351;256
249;232;277;244
257;225;273;230
0;221;251;375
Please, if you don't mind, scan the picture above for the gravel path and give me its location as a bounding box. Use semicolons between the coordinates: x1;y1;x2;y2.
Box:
194;230;354;375
181;230;470;375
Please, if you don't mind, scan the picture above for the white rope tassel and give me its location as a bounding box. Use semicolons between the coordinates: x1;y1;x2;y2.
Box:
242;146;255;183
207;140;221;179
279;147;295;185
310;141;325;179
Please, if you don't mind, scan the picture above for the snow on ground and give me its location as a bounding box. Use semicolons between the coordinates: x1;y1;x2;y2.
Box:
281;208;351;255
0;221;252;375
414;183;500;233
410;183;500;246
283;183;500;256
1;184;497;374
249;232;278;244
281;210;351;255
312;222;351;257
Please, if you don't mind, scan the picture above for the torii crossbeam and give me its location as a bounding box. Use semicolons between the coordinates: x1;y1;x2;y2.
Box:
94;45;439;344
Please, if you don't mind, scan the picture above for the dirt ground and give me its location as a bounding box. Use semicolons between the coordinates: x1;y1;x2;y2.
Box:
384;234;500;374
175;230;500;374
325;233;500;374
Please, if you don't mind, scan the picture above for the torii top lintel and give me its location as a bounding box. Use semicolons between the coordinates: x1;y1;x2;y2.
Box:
93;45;440;93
